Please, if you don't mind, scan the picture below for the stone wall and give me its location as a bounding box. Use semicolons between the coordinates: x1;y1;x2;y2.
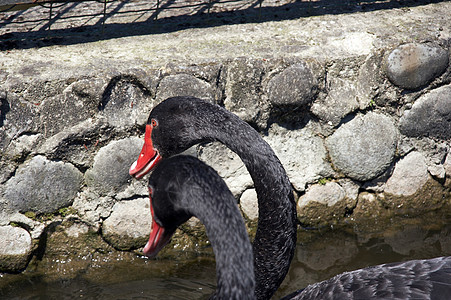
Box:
1;5;451;273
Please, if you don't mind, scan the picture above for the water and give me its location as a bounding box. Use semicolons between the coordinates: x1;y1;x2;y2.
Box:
1;256;217;300
2;216;451;299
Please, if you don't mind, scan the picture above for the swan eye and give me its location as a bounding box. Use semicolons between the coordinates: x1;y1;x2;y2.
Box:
151;119;158;128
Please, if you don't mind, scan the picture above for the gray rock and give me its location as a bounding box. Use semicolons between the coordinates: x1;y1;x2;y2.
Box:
265;123;334;191
36;118;105;169
69;78;106;101
402;138;449;166
361;164;395;193
384;151;429;196
297;180;359;227
3;155;83;214
39;80;101;137
266;62;317;107
326;112;398;181
116;179;149;200
72;191;115;226
399;84;451;139
156;74;214;102
397;136;416;158
0;207;11;227
85;137;143;195
64;222;90;238
224;58;265;124
445;153;451;179
386;43;449;89
239;189;258;220
0;94;40;151
160;63;222;85
298;182;345;208
337;179;360;201
356;53;384;110
0;225;32;272
198;142;253;197
8;212;45;239
428;164;446;180
7;134;42;158
102;198;152;250
101;76;152;128
4;133;41;161
0;161;15;184
311;77;359;126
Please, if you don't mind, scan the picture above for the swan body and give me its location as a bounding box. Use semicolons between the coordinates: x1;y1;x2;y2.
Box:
130;96;297;299
283;256;451;300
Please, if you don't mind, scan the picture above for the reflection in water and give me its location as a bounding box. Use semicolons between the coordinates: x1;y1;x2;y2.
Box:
1;257;217;300
2;218;451;299
2;276;215;300
274;218;451;298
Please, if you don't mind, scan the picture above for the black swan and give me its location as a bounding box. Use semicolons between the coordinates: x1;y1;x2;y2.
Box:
145;155;256;299
130;96;451;299
144;155;451;300
130;96;297;299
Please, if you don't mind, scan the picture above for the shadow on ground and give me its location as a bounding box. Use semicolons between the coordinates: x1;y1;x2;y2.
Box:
0;0;446;50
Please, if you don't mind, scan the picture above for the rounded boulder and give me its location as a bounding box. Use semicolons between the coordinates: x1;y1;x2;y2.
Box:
267;62;317;106
0;226;32;272
4;156;83;214
102;198;152;250
85;137;143;195
156;74;214;102
326;112;398;181
386;43;449;90
399;84;451;139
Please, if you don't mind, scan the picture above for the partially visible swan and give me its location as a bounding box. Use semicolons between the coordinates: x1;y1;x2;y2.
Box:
145;155;255;300
145;155;451;300
282;256;451;299
130;96;297;299
131;96;451;299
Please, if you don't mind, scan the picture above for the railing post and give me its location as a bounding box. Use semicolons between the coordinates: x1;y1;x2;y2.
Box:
259;0;262;21
155;0;160;20
102;0;107;35
48;2;53;30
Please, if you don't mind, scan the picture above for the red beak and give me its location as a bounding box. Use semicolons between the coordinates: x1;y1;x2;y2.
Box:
129;124;162;179
143;189;174;258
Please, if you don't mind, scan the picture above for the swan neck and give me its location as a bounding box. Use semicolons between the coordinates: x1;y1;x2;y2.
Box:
203;112;297;300
190;190;256;300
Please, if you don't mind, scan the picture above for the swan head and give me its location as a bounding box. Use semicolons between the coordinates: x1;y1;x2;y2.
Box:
130;97;217;178
143;186;182;258
144;161;192;257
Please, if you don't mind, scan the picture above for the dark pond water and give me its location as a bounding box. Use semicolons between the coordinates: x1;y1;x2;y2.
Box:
1;215;451;300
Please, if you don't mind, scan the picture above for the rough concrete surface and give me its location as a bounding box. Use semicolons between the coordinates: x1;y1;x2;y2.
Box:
1;1;450;73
